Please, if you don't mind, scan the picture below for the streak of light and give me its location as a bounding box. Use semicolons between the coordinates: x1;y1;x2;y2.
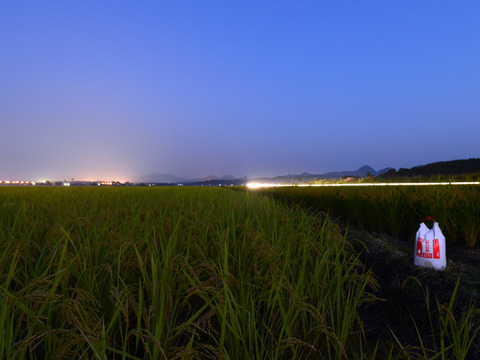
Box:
246;181;480;189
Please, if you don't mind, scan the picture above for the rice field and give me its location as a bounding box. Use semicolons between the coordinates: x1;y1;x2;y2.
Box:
251;185;480;248
0;186;479;359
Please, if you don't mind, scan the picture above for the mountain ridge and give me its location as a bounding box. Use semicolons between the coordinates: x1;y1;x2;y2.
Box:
136;158;480;185
378;158;480;179
136;173;243;184
136;165;391;184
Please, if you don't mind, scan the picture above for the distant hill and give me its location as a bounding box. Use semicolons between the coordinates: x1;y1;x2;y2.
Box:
281;165;392;180
250;165;394;183
378;158;480;179
136;173;190;184
131;159;480;185
196;174;237;182
137;166;395;185
136;173;243;184
320;165;393;178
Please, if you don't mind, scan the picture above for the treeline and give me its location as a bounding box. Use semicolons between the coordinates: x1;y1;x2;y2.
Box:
378;158;480;180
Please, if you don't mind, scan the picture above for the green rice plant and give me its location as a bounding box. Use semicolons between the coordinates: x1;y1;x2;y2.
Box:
453;191;480;248
0;241;21;359
396;276;480;360
252;185;480;247
0;186;377;359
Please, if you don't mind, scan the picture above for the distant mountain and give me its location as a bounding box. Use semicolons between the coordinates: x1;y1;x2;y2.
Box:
292;165;392;179
136;173;241;184
136;173;190;184
322;165;378;178
135;159;478;185
378;158;480;179
250;165;394;183
136;165;395;185
377;167;394;175
196;174;236;182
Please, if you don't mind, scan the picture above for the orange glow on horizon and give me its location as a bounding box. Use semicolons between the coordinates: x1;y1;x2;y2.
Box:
71;173;131;183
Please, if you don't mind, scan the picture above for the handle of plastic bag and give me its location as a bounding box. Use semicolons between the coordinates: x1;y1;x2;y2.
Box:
422;216;436;222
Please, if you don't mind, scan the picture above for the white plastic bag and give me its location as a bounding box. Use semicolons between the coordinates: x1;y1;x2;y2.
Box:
413;217;446;271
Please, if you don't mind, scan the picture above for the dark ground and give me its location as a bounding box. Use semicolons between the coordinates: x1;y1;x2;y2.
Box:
345;225;480;358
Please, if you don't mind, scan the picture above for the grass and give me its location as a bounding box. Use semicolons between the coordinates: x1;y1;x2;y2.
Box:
250;185;480;247
1;186;376;359
248;185;480;359
1;186;479;359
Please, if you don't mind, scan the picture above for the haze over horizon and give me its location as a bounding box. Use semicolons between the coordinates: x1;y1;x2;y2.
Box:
2;2;479;182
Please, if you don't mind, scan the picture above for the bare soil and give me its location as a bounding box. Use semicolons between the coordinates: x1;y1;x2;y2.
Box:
345;225;480;358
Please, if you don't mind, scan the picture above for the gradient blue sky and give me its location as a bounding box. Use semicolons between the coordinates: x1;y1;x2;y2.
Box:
1;1;479;181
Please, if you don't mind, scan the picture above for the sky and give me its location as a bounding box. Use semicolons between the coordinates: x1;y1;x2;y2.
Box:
1;1;479;181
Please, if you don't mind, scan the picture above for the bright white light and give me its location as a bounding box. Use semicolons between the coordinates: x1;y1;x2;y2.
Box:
247;182;292;189
0;180;37;185
247;181;480;189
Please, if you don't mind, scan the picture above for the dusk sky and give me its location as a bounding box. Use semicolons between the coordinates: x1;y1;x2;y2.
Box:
1;1;479;181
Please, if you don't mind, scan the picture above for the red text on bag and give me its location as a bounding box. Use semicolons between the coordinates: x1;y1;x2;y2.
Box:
432;239;440;259
416;237;441;259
